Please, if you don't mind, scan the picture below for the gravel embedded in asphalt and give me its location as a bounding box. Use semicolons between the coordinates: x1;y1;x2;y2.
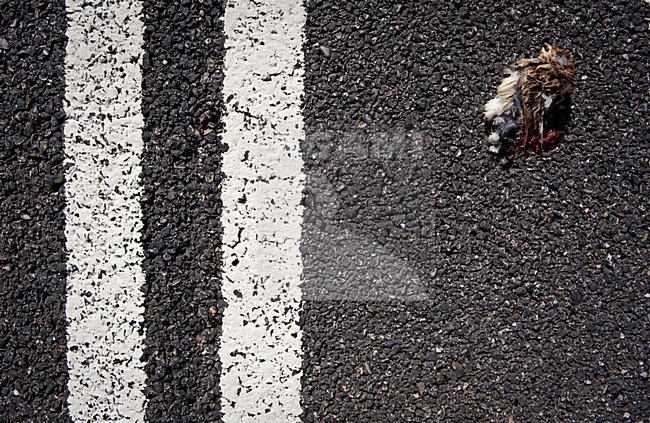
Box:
0;0;648;421
301;0;649;421
140;1;226;421
0;2;69;420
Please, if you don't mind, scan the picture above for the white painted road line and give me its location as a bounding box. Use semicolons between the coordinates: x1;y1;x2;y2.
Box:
63;0;147;421
219;0;306;421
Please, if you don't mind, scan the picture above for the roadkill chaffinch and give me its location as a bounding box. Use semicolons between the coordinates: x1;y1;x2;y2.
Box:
484;45;575;154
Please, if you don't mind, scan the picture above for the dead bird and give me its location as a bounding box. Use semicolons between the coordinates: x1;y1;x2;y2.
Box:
484;45;575;154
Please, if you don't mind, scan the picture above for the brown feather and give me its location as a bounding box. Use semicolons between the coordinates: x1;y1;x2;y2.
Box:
517;45;575;143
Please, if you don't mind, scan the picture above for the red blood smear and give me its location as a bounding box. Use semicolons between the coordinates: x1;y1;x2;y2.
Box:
513;131;561;153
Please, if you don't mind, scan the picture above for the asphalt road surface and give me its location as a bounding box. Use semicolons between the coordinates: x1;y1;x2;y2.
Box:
1;0;648;422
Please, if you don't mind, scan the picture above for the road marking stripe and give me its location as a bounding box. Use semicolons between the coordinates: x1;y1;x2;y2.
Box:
63;0;147;420
219;0;306;421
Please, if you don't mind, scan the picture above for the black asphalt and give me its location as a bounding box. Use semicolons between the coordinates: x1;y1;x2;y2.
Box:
0;1;69;420
1;0;648;422
301;0;648;421
140;1;226;421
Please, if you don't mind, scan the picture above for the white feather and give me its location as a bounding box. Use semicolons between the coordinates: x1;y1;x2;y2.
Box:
484;70;520;120
484;97;504;120
496;72;519;98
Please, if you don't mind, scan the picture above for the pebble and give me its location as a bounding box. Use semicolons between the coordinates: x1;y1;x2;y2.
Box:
319;45;331;57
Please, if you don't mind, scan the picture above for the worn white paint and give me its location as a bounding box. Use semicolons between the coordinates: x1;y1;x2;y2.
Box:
218;0;306;421
63;0;147;421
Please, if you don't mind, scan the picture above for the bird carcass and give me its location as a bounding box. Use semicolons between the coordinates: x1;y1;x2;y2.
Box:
484;46;575;154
